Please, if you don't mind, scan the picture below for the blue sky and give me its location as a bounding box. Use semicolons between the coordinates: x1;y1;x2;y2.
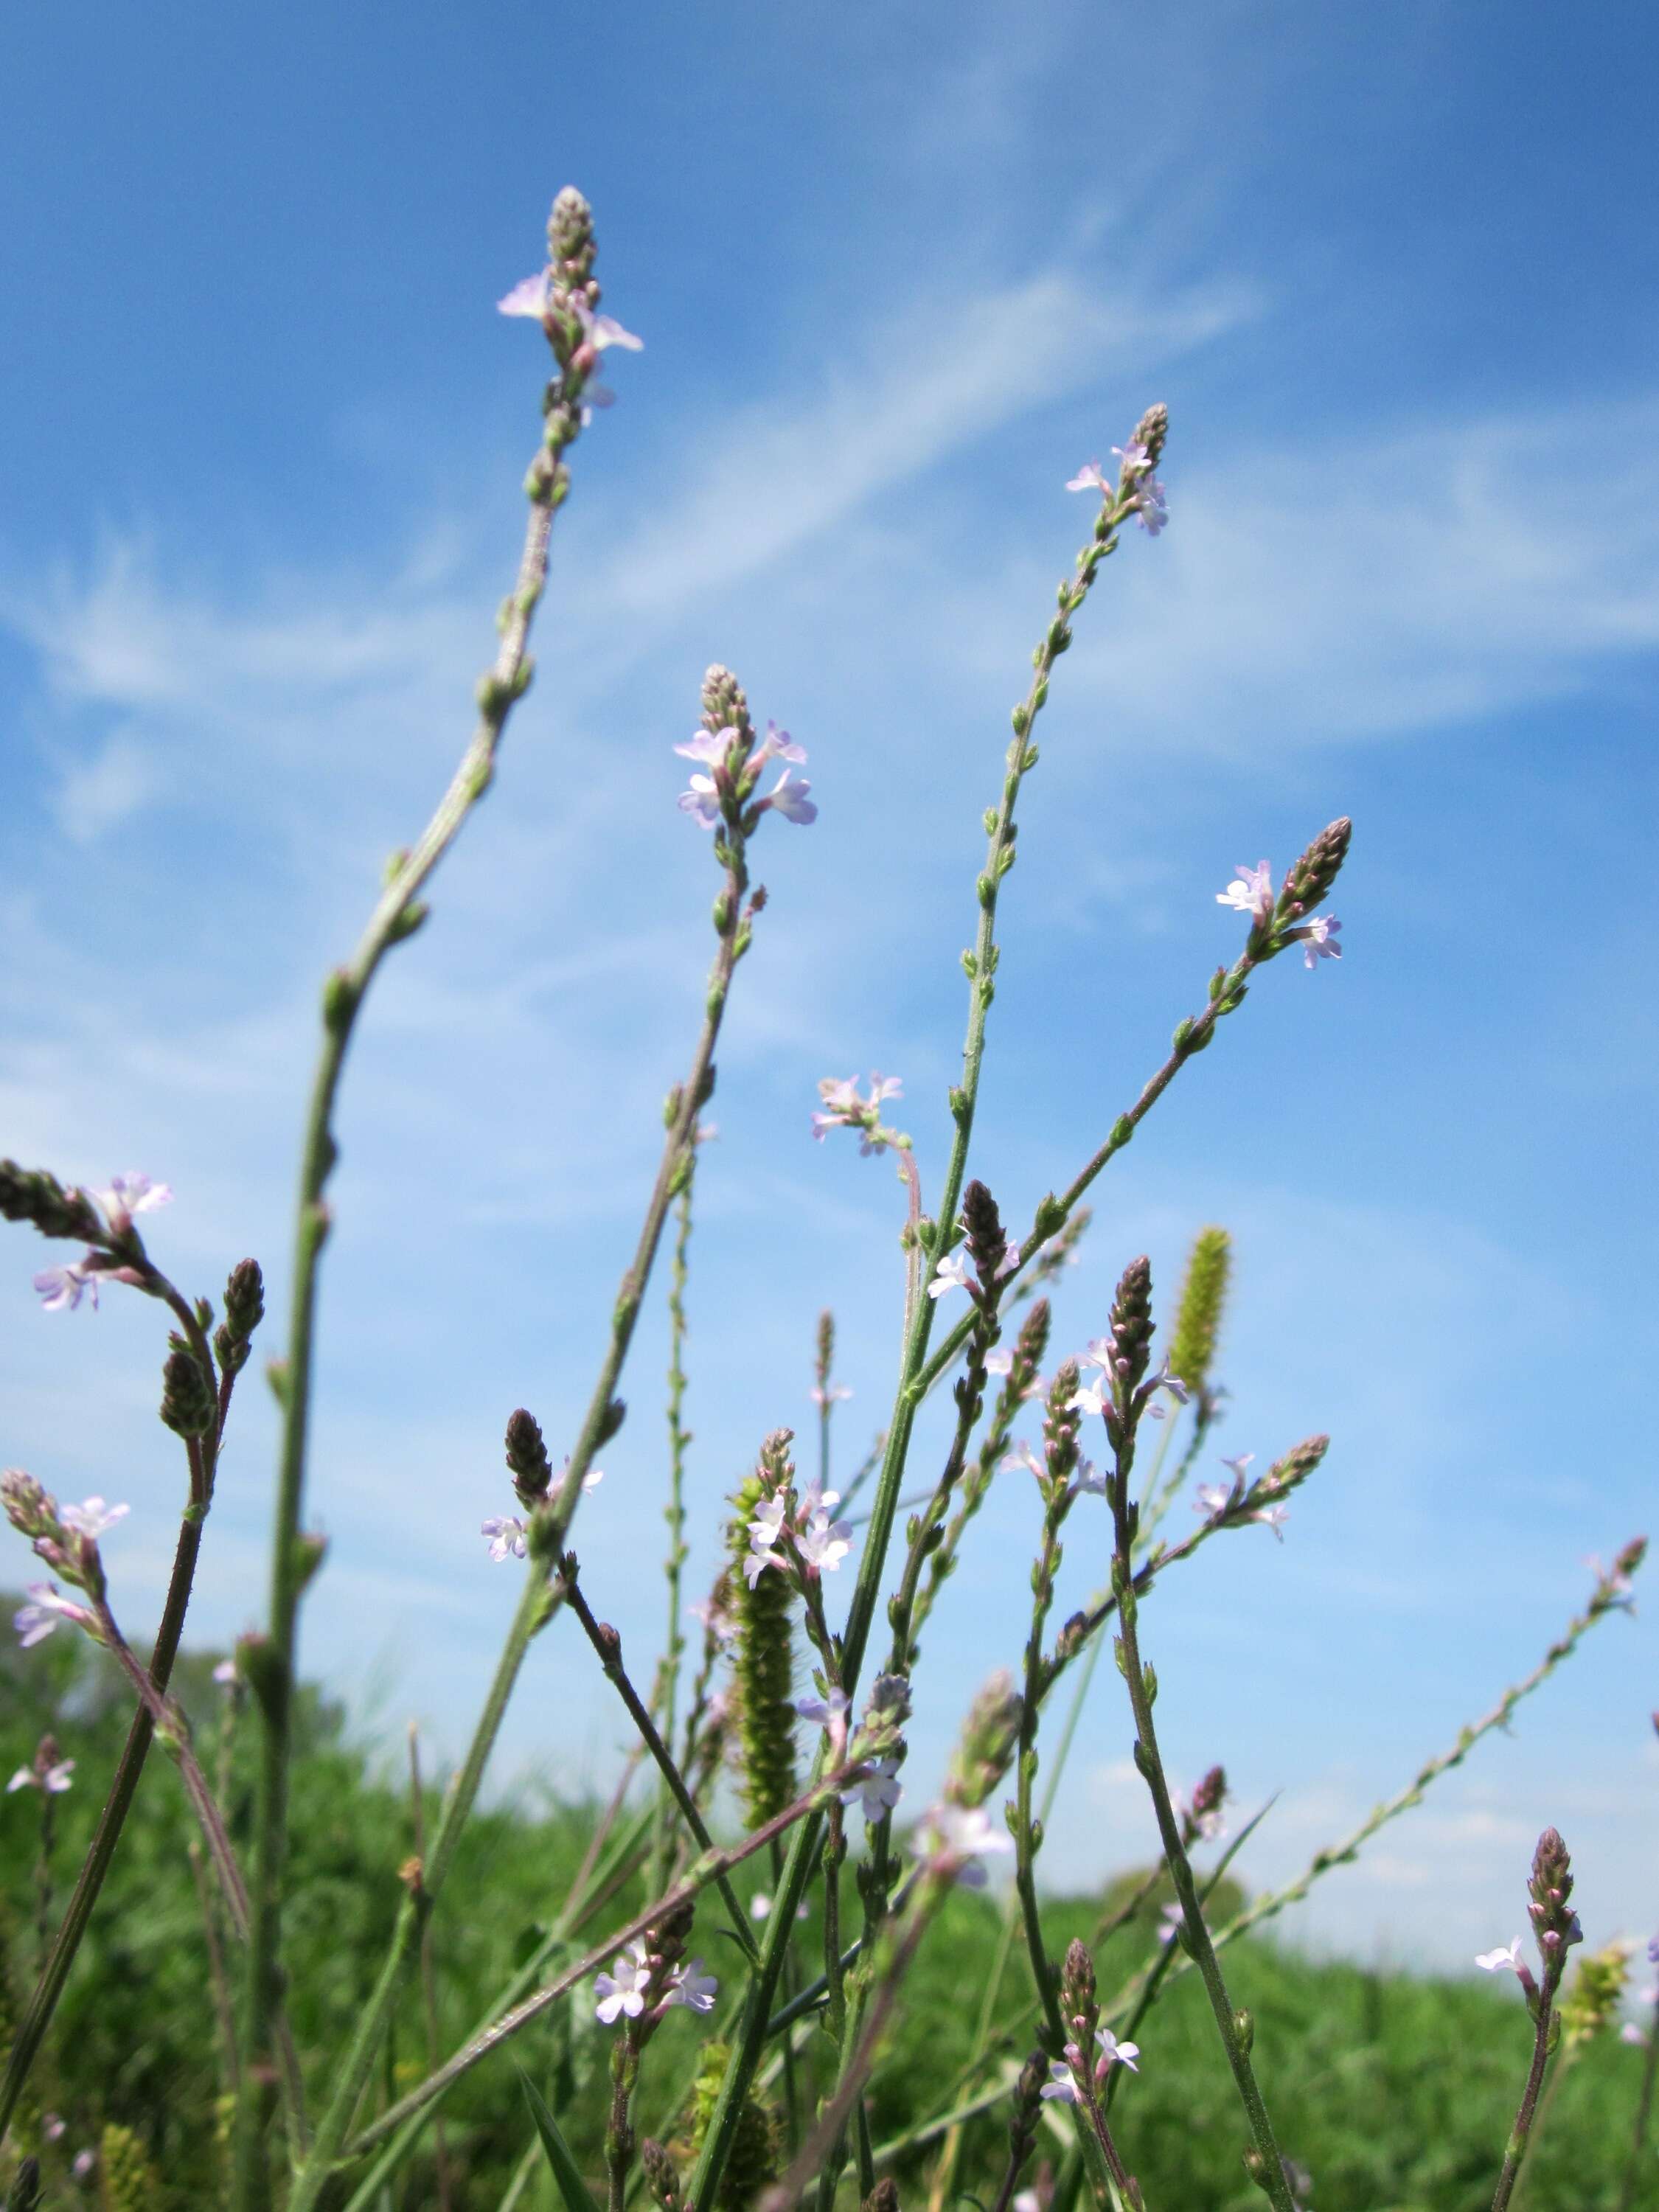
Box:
1;1;1655;1968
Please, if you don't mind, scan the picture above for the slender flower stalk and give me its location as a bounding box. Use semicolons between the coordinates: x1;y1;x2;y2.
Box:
232;185;603;2207
1093;1255;1298;2212
0;1242;259;2149
907;817;1353;1409
281;647;780;2212
1489;1830;1581;2212
653;1162;699;1889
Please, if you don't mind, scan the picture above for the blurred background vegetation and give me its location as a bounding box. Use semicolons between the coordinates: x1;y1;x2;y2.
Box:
0;1612;1649;2211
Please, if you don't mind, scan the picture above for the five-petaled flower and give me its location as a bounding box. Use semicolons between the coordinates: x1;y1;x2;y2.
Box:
1095;2028;1140;2074
667;1958;718;2014
34;1262;100;1314
1217;862;1275;924
1475;1937;1526;1977
913;1802;1013;1888
92;1173;172;1233
1288;915;1342;970
13;1584;93;1649
927;1252;974;1301
812;1073;903;1152
481;1515;528;1562
594;1941;651;2023
842;1755;903;1821
60;1498;128;1541
1038;2059;1081;2104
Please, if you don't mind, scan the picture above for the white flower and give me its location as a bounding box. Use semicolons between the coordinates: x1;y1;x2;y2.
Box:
571;296;644;354
914;1802;1013;1888
742;1542;782;1589
212;1658;240;1688
1096;2028;1140;2073
1067;1378;1110;1419
1475;1937;1525;1976
1158;1901;1183;1944
667;1958;718;2014
1194;1481;1232;1518
59;1497;129;1541
842;1756;903;1821
748;1492;790;1548
481;1515;528;1562
594;1941;651;2023
926;1251;974;1301
552;1459;605;1501
1217;861;1275;922
983;1346;1015;1377
1001;1443;1046;1482
1253;1503;1290;1542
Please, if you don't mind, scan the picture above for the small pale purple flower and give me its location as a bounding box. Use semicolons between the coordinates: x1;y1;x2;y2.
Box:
842;1755;903;1821
742;1540;782;1589
1623;2021;1650;2046
1288;915;1342;970
755;768;817;825
1038;2059;1080;2104
1217;862;1276;923
674;725;740;766
748;1492;789;1548
752;720;807;768
594;1941;650;2024
983;1346;1015;1377
1065;459;1110;495
1475;1937;1526;1977
1066;1377;1110;1419
1001;1442;1046;1482
927;1252;974;1301
72;2149;97;2180
1253;1502;1290;1542
796;1688;851;1729
13;1583;91;1648
689;1597;734;1644
677;773;723;830
810;1380;855;1406
94;1173;172;1231
7;1756;74;1795
1132;475;1169;535
571;296;644;354
667;1958;718;2014
212;1658;240;1688
43;2114;66;2143
1220;1453;1254;1485
34;1262;100;1313
497;274;552;318
1158;1900;1183;1944
798;1508;854;1576
481;1515;528;1563
60;1497;129;1541
914;1802;1013;1888
1194;1481;1232;1518
1096;2028;1140;2074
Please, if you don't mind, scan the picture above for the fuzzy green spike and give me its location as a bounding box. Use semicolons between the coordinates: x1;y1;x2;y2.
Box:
728;1455;798;1825
1167;1227;1231;1396
1561;1940;1630;2051
98;2124;162;2212
682;2039;780;2211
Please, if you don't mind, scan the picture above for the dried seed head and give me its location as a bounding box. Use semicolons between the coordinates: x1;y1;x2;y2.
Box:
961;1179;1009;1287
505;1407;555;1509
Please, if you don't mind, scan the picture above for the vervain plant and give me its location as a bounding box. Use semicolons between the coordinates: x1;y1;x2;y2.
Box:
0;187;1649;2212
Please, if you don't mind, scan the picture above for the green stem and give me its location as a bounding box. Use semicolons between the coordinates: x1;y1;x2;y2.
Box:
1616;2001;1659;2212
653;1172;696;1888
1105;1404;1293;2212
285;801;757;2212
344;1764;860;2163
562;1562;758;1962
686;478;1148;2212
1490;1969;1563;2212
234;478;560;2210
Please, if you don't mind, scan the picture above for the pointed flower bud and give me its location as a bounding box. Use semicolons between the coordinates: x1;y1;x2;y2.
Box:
505;1406;555;1508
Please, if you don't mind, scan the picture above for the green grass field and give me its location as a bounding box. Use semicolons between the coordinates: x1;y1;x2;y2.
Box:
1;1622;1649;2210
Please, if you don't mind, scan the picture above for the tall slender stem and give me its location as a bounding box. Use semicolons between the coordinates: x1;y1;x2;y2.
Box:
1490;1981;1562;2212
653;1172;697;1888
686;458;1153;2212
1616;2003;1659;2212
